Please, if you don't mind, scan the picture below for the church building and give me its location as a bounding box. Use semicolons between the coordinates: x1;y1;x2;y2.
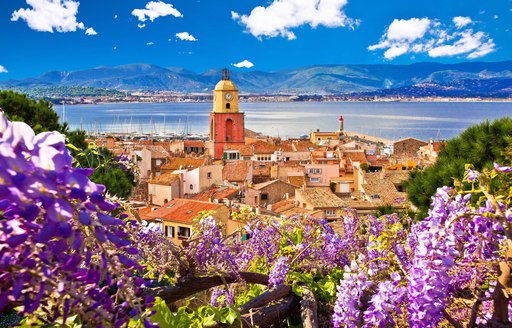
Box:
209;69;245;159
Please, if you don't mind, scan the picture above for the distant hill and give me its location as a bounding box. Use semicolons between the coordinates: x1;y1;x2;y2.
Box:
1;61;511;97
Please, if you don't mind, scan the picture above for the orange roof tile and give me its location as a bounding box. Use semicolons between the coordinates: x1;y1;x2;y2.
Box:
148;173;180;186
162;157;206;171
224;144;255;156
223;160;251;182
191;186;239;202
251;140;280;154
146;199;225;224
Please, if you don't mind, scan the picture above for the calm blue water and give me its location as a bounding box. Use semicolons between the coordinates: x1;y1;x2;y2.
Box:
61;101;512;141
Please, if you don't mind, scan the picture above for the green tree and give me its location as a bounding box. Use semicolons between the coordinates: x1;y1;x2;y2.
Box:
405;117;512;214
0;90;64;134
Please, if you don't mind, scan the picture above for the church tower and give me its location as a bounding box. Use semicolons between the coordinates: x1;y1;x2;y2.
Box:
209;68;245;159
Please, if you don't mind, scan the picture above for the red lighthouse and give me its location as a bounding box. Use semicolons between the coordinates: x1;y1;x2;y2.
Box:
209;69;245;159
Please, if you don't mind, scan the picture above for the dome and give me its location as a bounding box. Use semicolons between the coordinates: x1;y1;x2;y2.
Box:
214;80;237;91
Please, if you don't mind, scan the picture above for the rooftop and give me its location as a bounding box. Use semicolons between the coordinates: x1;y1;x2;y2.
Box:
147;198;225;224
148;173;180;186
297;188;345;208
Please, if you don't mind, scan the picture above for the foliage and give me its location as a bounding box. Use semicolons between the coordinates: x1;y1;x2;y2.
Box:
0;90;64;135
72;143;139;199
406;117;512;214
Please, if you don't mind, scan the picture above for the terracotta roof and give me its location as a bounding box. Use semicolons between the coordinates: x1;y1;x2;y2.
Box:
144;145;170;159
270;199;296;213
288;175;305;187
184;140;206;148
343;151;368;164
223;160;250;182
191;186;239;202
251;140;280;154
138;206;154;220
146;198;225;224
362;172;407;205
394;137;428;145
224;144;254;157
297;188;345;208
162;157;206;171
148;173;180;185
251;179;295;190
292;141;318;152
253;163;271;176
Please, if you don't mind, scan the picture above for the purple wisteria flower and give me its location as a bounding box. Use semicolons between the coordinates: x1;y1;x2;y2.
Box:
268;256;290;287
494;162;512;173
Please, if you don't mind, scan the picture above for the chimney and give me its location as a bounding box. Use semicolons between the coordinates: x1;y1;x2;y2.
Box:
316;128;320;132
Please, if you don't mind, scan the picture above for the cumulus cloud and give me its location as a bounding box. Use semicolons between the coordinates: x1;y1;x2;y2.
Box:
138;23;146;29
231;0;358;40
453;16;472;29
11;0;85;33
146;42;155;46
232;60;254;68
175;32;197;41
132;1;182;24
0;66;8;73
369;16;495;60
85;27;97;35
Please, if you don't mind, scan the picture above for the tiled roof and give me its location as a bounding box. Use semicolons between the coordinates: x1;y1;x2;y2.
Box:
288;175;305;187
344;151;368;163
297;188;345;208
144;145;170;159
251;140;280;154
223;160;250;182
251;179;295;190
394;137;428;145
138;206;155;220
148;173;180;186
253;163;271;176
270;199;296;213
224;144;254;156
146;198;225;224
362;172;407;205
162;157;206;171
191;186;239;202
184;140;206;148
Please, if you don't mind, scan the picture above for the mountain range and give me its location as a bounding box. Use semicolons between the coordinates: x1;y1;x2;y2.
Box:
1;61;511;97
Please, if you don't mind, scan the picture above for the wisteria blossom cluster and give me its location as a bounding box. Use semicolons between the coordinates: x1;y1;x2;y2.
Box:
331;166;511;327
0;114;154;326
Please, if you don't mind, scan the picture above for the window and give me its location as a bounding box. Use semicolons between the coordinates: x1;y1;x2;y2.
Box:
226;103;231;109
189;184;193;190
164;225;175;238
156;159;162;166
261;193;269;200
224;151;239;160
307;168;322;174
207;172;212;179
325;209;336;217
151;185;156;195
178;226;191;238
309;177;320;183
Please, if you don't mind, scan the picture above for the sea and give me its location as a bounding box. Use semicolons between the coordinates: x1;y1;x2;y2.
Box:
61;101;512;142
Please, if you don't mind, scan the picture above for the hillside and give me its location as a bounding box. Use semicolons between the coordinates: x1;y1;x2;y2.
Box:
1;61;511;97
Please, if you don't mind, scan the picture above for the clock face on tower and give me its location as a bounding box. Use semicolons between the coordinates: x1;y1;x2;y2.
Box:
225;93;233;101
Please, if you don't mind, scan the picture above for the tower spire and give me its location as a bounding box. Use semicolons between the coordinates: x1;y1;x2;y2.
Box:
222;68;230;80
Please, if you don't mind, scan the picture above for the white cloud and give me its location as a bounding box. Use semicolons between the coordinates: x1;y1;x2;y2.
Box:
453;16;472;29
85;27;97;35
114;15;118;19
113;46;117;50
11;0;85;33
232;60;254;68
0;66;8;73
146;42;155;46
493;14;499;19
132;1;182;24
386;18;431;41
175;32;197;41
369;17;495;60
231;0;358;40
138;23;146;29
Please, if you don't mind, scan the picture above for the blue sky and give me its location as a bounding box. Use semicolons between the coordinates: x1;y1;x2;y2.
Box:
0;0;511;79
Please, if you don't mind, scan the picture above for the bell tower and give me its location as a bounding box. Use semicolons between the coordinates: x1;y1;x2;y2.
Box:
209;68;245;159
